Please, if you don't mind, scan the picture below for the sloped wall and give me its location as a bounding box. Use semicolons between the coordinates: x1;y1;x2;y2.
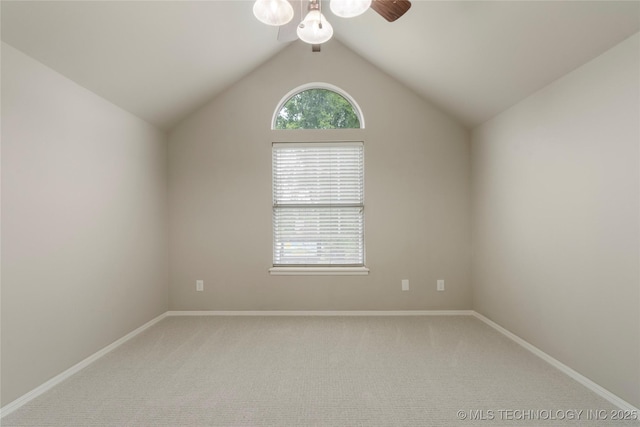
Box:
168;39;471;310
471;33;640;408
1;43;169;406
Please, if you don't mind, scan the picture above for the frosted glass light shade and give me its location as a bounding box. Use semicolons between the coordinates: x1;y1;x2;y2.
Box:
329;0;371;18
253;0;294;26
296;10;334;44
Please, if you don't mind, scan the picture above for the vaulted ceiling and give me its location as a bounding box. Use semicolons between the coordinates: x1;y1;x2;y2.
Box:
2;1;639;131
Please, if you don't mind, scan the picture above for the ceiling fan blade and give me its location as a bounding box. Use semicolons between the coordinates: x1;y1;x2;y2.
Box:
370;0;411;22
277;0;303;42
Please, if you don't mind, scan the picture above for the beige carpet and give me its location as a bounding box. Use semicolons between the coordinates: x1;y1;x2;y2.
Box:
2;316;638;426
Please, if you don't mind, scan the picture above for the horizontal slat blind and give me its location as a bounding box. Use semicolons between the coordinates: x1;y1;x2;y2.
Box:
273;143;364;266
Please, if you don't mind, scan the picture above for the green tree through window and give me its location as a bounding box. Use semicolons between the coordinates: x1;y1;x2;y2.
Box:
275;89;360;129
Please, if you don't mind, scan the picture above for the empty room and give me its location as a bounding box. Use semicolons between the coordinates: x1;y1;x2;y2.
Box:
1;0;639;425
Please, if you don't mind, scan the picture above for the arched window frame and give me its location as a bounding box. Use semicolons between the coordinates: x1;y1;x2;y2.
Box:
271;82;365;130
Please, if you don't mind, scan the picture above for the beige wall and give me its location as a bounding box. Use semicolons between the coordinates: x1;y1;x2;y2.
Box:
471;33;640;408
168;39;471;310
1;43;169;406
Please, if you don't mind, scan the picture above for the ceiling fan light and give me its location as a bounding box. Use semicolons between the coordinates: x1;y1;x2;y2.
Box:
297;10;334;44
330;0;372;18
253;0;294;26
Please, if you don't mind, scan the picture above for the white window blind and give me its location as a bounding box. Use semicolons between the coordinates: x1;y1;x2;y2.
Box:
272;142;364;266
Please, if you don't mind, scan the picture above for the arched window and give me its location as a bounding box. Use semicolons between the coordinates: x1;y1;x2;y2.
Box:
270;84;368;275
272;83;364;130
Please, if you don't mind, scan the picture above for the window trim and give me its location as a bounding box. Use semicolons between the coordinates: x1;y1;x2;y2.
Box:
271;82;365;130
269;266;369;276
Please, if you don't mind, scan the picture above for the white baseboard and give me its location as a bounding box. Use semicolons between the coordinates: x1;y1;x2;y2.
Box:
166;310;474;316
472;311;639;413
0;312;167;418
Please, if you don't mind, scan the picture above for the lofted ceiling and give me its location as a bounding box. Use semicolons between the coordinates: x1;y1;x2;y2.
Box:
2;1;639;131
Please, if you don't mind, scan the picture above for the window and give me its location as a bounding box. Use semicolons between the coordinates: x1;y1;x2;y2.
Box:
273;83;364;130
271;142;366;273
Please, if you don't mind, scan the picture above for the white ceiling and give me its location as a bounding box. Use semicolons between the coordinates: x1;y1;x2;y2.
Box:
2;1;639;131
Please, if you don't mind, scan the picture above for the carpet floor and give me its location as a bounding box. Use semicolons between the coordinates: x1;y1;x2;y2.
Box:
2;315;638;426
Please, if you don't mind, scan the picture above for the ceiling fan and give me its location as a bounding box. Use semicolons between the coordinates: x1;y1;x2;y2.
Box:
253;0;411;51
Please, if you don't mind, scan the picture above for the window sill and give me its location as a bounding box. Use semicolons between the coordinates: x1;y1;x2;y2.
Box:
269;266;370;276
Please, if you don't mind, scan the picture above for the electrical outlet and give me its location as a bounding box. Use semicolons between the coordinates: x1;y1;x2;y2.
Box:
437;279;445;291
196;280;204;292
402;279;409;291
